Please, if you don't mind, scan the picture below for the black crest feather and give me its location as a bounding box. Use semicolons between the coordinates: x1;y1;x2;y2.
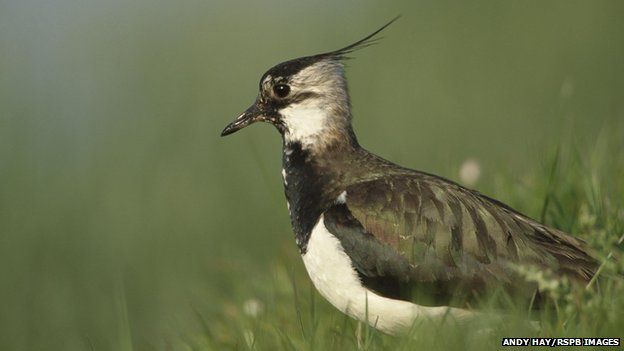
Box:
319;15;401;60
261;16;400;82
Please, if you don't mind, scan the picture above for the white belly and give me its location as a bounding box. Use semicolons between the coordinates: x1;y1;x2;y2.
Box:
301;215;473;334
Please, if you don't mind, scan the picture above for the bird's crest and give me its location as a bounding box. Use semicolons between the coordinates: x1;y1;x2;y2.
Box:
259;16;401;82
316;15;401;61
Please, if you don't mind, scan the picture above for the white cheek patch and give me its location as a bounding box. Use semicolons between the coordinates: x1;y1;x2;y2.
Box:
279;99;329;147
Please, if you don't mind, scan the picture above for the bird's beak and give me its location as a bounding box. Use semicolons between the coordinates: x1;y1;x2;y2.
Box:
221;100;265;136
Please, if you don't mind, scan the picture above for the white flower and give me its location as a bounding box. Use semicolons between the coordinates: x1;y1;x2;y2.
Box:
459;158;481;186
242;298;263;317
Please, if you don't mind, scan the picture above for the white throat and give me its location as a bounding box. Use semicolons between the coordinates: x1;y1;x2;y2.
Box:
280;100;330;148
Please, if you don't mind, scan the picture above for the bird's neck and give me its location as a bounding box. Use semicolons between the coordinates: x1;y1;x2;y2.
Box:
279;99;356;151
281;137;360;253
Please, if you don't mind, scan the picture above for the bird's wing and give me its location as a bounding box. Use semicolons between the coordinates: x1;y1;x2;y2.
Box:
323;174;596;304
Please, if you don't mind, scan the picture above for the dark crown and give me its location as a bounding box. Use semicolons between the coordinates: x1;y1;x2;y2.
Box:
260;16;401;84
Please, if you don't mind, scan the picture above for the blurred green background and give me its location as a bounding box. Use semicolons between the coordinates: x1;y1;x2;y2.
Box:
1;0;623;349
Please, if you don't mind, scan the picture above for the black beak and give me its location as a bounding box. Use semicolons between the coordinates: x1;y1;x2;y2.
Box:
221;101;264;137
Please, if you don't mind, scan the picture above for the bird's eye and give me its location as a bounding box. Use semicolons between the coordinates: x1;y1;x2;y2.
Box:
273;84;291;98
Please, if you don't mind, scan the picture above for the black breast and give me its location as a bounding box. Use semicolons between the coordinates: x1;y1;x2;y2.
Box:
282;142;334;253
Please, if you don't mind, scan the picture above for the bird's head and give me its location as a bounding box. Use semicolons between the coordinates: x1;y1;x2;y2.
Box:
221;17;399;150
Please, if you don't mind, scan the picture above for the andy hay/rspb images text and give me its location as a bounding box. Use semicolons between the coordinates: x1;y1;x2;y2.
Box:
502;338;620;347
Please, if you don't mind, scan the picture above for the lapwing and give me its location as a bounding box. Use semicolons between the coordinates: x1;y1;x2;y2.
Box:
221;18;598;334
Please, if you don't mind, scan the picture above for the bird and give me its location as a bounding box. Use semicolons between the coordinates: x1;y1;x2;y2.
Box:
220;18;598;334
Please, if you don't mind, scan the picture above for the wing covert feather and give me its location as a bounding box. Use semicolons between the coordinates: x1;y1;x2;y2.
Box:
340;175;596;287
